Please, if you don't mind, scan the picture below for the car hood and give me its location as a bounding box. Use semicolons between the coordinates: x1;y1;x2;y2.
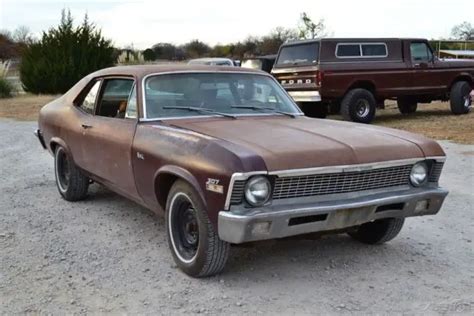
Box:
167;116;444;171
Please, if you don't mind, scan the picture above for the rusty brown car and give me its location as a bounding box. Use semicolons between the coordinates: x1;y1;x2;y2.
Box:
272;38;474;123
36;65;449;277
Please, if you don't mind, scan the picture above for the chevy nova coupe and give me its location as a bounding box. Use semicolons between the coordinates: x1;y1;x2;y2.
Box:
36;65;449;277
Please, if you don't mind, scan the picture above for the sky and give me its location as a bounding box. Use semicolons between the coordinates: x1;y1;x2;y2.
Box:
0;0;473;49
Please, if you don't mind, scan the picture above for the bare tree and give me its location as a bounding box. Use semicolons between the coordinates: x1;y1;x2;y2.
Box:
451;22;474;40
12;26;34;44
298;12;327;39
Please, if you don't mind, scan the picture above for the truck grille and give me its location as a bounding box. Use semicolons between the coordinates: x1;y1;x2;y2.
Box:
272;165;412;200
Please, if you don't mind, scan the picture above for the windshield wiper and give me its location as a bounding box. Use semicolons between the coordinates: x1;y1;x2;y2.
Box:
231;105;297;118
162;106;237;119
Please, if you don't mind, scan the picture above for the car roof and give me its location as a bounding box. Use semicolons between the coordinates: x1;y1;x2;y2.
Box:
281;38;428;46
88;64;266;78
188;58;234;63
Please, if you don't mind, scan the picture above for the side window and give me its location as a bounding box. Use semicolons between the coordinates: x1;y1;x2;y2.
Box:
336;44;361;57
80;80;101;114
361;44;387;57
96;78;134;118
125;85;137;119
410;43;432;63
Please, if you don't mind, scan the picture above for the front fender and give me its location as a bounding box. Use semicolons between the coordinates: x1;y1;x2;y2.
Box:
154;165;207;212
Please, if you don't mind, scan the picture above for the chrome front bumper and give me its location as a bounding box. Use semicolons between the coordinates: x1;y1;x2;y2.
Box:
288;90;321;102
218;188;448;244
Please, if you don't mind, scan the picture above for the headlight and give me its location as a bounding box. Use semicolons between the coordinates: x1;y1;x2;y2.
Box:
244;176;271;206
410;162;428;186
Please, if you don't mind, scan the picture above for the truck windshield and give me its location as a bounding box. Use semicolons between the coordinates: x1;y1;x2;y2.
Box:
276;42;319;66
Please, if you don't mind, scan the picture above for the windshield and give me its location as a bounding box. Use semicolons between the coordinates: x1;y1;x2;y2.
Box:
276;42;319;66
144;73;301;119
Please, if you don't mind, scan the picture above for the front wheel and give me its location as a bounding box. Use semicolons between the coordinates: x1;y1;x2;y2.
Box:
340;88;376;123
54;146;89;201
348;218;405;244
166;180;230;277
450;81;472;114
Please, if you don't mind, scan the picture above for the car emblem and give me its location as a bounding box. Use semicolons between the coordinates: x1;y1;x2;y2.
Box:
206;178;223;194
343;165;373;173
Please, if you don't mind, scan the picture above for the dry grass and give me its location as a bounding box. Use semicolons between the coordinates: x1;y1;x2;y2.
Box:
333;101;473;144
0;94;58;121
0;94;473;144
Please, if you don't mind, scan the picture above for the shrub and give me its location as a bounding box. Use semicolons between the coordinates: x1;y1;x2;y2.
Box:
20;10;115;94
0;78;13;98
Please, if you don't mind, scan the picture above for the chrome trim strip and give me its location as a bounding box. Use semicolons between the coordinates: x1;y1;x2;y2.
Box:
268;158;424;177
426;156;446;162
224;171;267;210
288;90;322;102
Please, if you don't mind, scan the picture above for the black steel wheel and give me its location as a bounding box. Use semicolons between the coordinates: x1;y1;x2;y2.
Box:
450;81;472;115
166;180;230;277
54;146;89;201
340;88;376;123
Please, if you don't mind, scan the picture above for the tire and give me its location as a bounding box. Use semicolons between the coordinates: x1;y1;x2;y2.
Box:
300;102;327;118
166;180;230;277
54;146;89;201
348;218;405;245
340;88;376;123
450;81;472;115
397;98;418;114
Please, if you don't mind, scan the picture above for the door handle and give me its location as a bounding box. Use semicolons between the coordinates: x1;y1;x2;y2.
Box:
81;124;93;129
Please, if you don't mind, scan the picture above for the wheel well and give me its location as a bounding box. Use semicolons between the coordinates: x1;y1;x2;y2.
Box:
450;76;473;90
346;81;376;96
50;141;58;153
155;173;179;210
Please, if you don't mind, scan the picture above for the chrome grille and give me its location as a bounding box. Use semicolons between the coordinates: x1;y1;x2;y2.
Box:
230;180;246;205
272;165;412;200
429;162;444;182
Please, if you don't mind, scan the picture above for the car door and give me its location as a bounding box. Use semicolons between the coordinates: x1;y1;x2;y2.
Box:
79;77;140;200
408;41;442;94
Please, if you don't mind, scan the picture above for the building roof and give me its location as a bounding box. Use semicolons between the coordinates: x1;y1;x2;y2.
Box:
439;50;474;57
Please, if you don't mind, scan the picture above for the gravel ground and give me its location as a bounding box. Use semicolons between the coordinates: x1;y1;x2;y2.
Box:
0;119;473;315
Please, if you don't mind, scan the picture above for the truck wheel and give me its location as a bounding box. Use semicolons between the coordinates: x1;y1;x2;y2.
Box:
166;180;230;277
340;89;376;123
348;218;405;244
300;102;327;118
54;146;89;201
397;98;418;114
450;81;472;114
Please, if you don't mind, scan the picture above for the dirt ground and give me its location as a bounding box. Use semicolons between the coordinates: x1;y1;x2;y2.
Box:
0;119;473;314
0;94;473;143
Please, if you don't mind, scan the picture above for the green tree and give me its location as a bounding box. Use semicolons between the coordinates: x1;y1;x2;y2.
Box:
183;39;211;58
20;10;115;94
451;22;474;40
142;48;156;61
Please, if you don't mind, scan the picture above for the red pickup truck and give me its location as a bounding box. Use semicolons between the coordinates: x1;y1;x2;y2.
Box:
272;38;474;123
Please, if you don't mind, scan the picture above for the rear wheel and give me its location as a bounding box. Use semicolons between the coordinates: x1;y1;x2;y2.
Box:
300;102;327;118
54;146;89;201
348;218;405;244
340;88;376;123
397;98;418;114
450;81;472;114
166;180;230;277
